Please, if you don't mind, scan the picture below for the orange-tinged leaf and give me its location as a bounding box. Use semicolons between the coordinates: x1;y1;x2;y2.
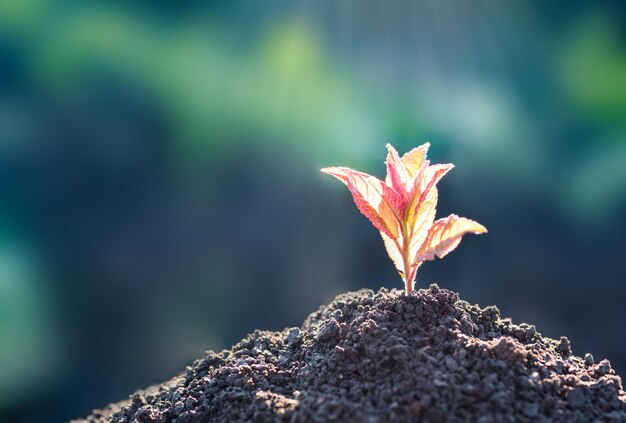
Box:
417;163;454;204
384;143;408;195
407;186;438;258
321;166;404;239
413;214;487;264
401;142;430;179
381;232;405;279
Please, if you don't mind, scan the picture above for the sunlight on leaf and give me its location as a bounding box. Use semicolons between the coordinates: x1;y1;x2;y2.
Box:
322;143;487;294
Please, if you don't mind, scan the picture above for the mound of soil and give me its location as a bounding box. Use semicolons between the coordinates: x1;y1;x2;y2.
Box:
75;285;626;422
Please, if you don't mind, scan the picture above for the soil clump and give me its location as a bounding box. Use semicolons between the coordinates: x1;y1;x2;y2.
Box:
75;285;626;422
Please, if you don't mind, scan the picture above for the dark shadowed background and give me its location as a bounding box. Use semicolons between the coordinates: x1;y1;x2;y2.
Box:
1;1;625;421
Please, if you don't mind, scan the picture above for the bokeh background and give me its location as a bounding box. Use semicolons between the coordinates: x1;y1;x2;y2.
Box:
1;1;625;421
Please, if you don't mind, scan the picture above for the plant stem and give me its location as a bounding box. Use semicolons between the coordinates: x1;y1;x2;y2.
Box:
401;221;414;295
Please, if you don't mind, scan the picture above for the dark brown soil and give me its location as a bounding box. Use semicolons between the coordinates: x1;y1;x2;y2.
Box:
74;285;626;422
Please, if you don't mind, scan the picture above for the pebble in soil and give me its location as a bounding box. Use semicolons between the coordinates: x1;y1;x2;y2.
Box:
75;284;626;422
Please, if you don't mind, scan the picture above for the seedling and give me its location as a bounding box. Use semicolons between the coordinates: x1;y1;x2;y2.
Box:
322;143;486;295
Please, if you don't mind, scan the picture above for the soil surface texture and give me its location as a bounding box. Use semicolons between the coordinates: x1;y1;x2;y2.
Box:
75;285;626;422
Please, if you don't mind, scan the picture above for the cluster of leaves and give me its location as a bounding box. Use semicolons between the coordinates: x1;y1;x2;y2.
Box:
322;143;486;294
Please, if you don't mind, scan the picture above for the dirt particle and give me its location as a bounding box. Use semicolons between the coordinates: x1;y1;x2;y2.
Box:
568;387;586;408
286;327;302;347
388;344;409;364
522;402;539;417
316;317;341;343
557;336;572;356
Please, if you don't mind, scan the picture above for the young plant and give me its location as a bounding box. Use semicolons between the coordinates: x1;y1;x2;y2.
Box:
322;143;487;295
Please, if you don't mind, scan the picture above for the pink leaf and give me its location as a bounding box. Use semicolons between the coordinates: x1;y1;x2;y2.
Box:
384;143;409;197
407;187;438;257
401;142;430;180
417;163;454;204
321;167;404;239
413;214;487;264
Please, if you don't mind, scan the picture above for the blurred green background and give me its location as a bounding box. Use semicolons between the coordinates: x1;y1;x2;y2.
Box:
1;1;625;421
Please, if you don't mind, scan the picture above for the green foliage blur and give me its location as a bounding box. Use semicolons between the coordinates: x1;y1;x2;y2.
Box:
1;1;625;421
